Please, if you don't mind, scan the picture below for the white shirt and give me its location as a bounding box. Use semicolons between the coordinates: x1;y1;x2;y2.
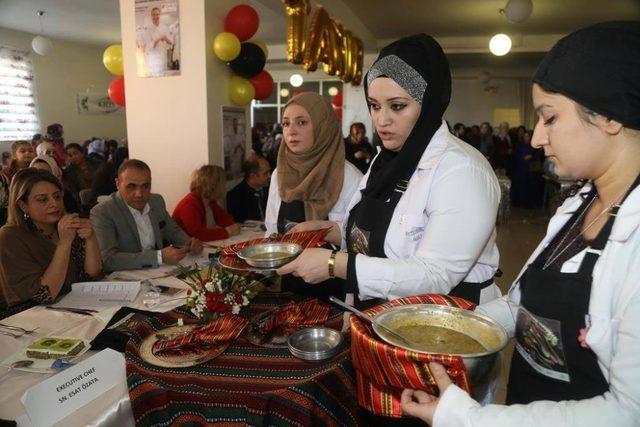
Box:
127;203;163;265
342;121;501;303
434;183;640;427
265;161;363;236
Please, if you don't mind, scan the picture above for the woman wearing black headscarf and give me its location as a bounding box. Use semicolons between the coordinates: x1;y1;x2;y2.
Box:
278;34;501;306
401;21;640;427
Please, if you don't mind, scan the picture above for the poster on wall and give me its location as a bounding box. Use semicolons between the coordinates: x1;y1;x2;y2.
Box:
76;94;121;115
222;107;247;181
134;0;180;77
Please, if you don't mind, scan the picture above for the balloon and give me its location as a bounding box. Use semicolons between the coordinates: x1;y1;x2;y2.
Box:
103;44;124;76
108;76;125;107
213;32;241;61
502;0;533;23
229;42;266;78
334;107;342;120
303;8;338;73
331;90;343;107
228;76;255;106
31;36;53;55
250;39;268;58
225;4;259;42
249;70;274;100
282;0;309;64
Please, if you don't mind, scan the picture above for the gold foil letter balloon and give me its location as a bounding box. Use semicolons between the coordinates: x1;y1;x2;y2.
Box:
303;8;340;74
282;0;309;64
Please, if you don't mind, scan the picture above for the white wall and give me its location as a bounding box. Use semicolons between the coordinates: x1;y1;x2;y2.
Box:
0;27;127;155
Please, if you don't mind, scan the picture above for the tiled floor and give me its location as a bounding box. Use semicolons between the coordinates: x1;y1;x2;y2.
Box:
492;207;550;403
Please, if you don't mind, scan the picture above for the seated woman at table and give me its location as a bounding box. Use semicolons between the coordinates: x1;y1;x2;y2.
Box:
400;21;640;427
172;165;241;241
0;168;102;318
30;155;79;214
278;34;500;306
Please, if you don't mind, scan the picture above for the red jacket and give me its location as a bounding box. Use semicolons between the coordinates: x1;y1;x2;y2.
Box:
172;192;236;241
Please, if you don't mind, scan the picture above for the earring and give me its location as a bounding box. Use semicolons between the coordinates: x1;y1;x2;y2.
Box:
23;211;29;220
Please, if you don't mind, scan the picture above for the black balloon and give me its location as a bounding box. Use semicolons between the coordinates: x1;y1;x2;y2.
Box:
229;42;266;78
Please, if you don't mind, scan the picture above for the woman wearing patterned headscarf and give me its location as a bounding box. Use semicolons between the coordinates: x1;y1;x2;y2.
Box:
401;21;640;427
279;34;501;306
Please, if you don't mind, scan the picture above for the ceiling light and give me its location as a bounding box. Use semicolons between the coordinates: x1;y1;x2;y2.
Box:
327;86;339;96
32;11;52;56
500;0;533;23
280;88;290;98
489;34;512;56
289;74;303;87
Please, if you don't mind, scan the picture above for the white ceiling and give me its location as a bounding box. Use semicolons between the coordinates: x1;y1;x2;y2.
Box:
1;0;639;51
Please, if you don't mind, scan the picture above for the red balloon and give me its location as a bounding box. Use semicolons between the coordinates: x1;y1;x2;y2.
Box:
108;76;125;107
331;90;343;107
334;107;343;120
249;70;274;100
225;4;259;42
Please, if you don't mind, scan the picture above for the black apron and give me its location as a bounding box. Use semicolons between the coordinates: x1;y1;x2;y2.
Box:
507;175;640;403
277;201;345;300
346;179;494;308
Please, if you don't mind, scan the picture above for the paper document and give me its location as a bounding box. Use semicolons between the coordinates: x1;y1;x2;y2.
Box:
51;281;141;310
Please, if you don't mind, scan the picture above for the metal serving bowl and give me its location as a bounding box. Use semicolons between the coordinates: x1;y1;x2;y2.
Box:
288;327;344;361
372;304;508;383
237;243;303;268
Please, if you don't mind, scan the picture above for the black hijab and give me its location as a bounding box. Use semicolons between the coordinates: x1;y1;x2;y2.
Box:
533;21;640;130
362;34;451;201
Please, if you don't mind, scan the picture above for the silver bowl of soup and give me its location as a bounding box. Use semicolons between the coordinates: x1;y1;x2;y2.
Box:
372;304;508;384
237;242;303;268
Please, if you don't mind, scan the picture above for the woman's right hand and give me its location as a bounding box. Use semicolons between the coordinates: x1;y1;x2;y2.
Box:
57;214;79;245
226;223;241;236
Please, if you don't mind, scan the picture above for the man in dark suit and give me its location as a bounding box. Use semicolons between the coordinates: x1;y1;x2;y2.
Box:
226;155;270;223
90;159;201;272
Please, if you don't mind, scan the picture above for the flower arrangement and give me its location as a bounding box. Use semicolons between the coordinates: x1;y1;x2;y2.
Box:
175;263;263;321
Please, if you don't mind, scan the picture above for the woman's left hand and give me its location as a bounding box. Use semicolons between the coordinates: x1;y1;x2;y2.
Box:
276;248;331;283
400;363;453;425
76;218;94;240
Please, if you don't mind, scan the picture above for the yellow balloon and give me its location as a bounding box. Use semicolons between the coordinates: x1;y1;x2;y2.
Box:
103;44;123;76
213;32;241;61
250;39;269;58
229;76;255;106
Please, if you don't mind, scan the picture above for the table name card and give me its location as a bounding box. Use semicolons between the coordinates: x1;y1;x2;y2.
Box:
21;349;126;427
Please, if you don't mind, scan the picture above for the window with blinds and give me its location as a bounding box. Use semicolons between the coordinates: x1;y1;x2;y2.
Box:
0;46;39;142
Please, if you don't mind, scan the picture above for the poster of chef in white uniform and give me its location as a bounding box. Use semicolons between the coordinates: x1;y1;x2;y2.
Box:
135;0;180;77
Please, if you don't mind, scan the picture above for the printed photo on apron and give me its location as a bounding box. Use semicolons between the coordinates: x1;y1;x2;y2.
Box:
515;307;570;382
348;223;371;256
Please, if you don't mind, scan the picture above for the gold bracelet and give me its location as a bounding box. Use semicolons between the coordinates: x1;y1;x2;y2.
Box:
328;250;338;278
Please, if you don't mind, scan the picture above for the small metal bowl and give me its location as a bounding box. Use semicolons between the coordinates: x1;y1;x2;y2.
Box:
237;243;303;268
288;327;343;361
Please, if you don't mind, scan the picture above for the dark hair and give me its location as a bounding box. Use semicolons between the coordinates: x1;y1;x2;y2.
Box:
46;123;63;138
242;155;267;179
117;159;151;178
349;122;366;133
65;143;83;153
112;147;129;169
7;168;62;228
31;133;42;144
453;123;465;132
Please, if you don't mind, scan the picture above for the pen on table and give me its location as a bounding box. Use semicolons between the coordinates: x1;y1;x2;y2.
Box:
98;298;131;302
45;306;97;316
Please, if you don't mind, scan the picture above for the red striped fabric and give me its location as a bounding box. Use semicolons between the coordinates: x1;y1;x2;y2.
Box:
152;315;248;356
350;294;476;418
220;228;331;256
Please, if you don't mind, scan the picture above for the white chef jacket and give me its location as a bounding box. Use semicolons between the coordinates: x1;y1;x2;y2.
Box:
434;182;640;427
342;121;501;303
141;21;171;76
265;161;363;236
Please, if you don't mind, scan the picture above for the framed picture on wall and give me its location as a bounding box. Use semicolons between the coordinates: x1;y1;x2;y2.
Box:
221;107;248;182
134;0;180;77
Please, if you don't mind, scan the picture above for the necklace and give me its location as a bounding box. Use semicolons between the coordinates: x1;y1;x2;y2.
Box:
542;188;626;270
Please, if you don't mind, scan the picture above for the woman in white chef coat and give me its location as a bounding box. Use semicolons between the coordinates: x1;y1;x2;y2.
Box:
278;34;501;306
399;21;640;427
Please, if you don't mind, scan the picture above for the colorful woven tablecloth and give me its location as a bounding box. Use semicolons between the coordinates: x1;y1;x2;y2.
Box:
126;293;360;426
